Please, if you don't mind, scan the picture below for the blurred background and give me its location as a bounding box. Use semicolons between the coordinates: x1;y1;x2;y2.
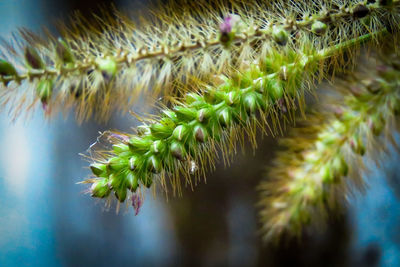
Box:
0;0;400;266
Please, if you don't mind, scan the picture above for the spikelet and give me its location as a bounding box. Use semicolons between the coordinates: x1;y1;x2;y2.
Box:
258;44;400;241
0;0;399;121
80;28;398;210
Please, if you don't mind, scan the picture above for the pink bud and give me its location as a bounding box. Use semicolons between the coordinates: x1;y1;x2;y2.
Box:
131;194;143;216
219;15;240;34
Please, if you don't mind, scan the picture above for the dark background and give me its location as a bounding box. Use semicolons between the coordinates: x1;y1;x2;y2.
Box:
0;0;399;266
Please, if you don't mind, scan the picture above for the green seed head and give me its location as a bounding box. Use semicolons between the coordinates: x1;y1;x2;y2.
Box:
266;78;283;101
151;140;166;154
197;108;212;123
218;108;232;127
90;179;111;198
129;137;152;152
170;141;185;161
36;79;53;104
96;57;118;78
150;121;174;139
112;143;130;154
126;172;139;192
24;46;45;69
56;38;75;65
244;94;257;114
90;163;108;177
194;125;208;142
147;155;161;173
108;157;128;171
0;59;17;78
311;21;328;36
173;125;189;141
349;134;366;156
115;187;127;202
272;26;289;46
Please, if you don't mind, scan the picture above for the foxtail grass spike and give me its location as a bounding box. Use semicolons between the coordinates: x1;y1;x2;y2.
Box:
258;46;400;241
82;31;395;209
0;0;399;121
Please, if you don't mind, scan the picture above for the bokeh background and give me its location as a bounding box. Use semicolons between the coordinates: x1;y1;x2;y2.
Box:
1;0;400;266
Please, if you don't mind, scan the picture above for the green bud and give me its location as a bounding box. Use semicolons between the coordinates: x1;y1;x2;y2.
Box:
173;125;189;141
369;114;385;136
266;78;283;101
185;92;202;104
170;141;185;161
143;176;153;188
108;173;122;189
0;59;17;79
263;58;276;74
96;58;118;78
320;164;334;183
36;79;53;104
24;46;45;69
194;125;208;142
115;187;127;202
126;172;139;192
129;156;139;171
56;38;75;64
163;110;178;121
90;163;108;177
197;108;212;123
332;155;348;177
218;108;232;127
150;122;173;139
349;134;366;156
129;137;152;152
311;21;328;36
225;91;240;105
272;26;288;46
244;93;257;114
90;179;111;198
112;143;130;154
174;106;197;121
253;78;265;93
150;140;166;154
204;87;225;103
147;155;161;173
108;157;127;171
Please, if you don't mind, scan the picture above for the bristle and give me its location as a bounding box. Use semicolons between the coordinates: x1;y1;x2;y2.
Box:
0;0;398;121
